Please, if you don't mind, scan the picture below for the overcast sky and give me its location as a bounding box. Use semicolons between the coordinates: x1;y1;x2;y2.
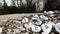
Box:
6;0;12;6
0;0;12;6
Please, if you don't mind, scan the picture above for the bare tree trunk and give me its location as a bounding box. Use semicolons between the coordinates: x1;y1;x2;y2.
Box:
3;0;6;9
20;0;22;6
3;0;8;10
16;0;19;7
11;0;16;6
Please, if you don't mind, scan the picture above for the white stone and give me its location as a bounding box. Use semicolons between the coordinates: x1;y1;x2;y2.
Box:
22;17;29;23
47;11;54;14
40;15;48;20
24;23;32;29
41;22;52;34
55;23;60;33
0;27;2;33
41;32;49;34
35;19;42;25
31;25;41;32
32;15;39;20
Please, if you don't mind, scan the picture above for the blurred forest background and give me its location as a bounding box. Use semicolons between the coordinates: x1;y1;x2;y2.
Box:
0;0;60;15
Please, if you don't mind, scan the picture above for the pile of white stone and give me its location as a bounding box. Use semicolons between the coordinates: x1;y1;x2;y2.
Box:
0;11;60;34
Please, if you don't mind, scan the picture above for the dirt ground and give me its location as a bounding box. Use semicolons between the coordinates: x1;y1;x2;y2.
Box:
0;13;43;20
